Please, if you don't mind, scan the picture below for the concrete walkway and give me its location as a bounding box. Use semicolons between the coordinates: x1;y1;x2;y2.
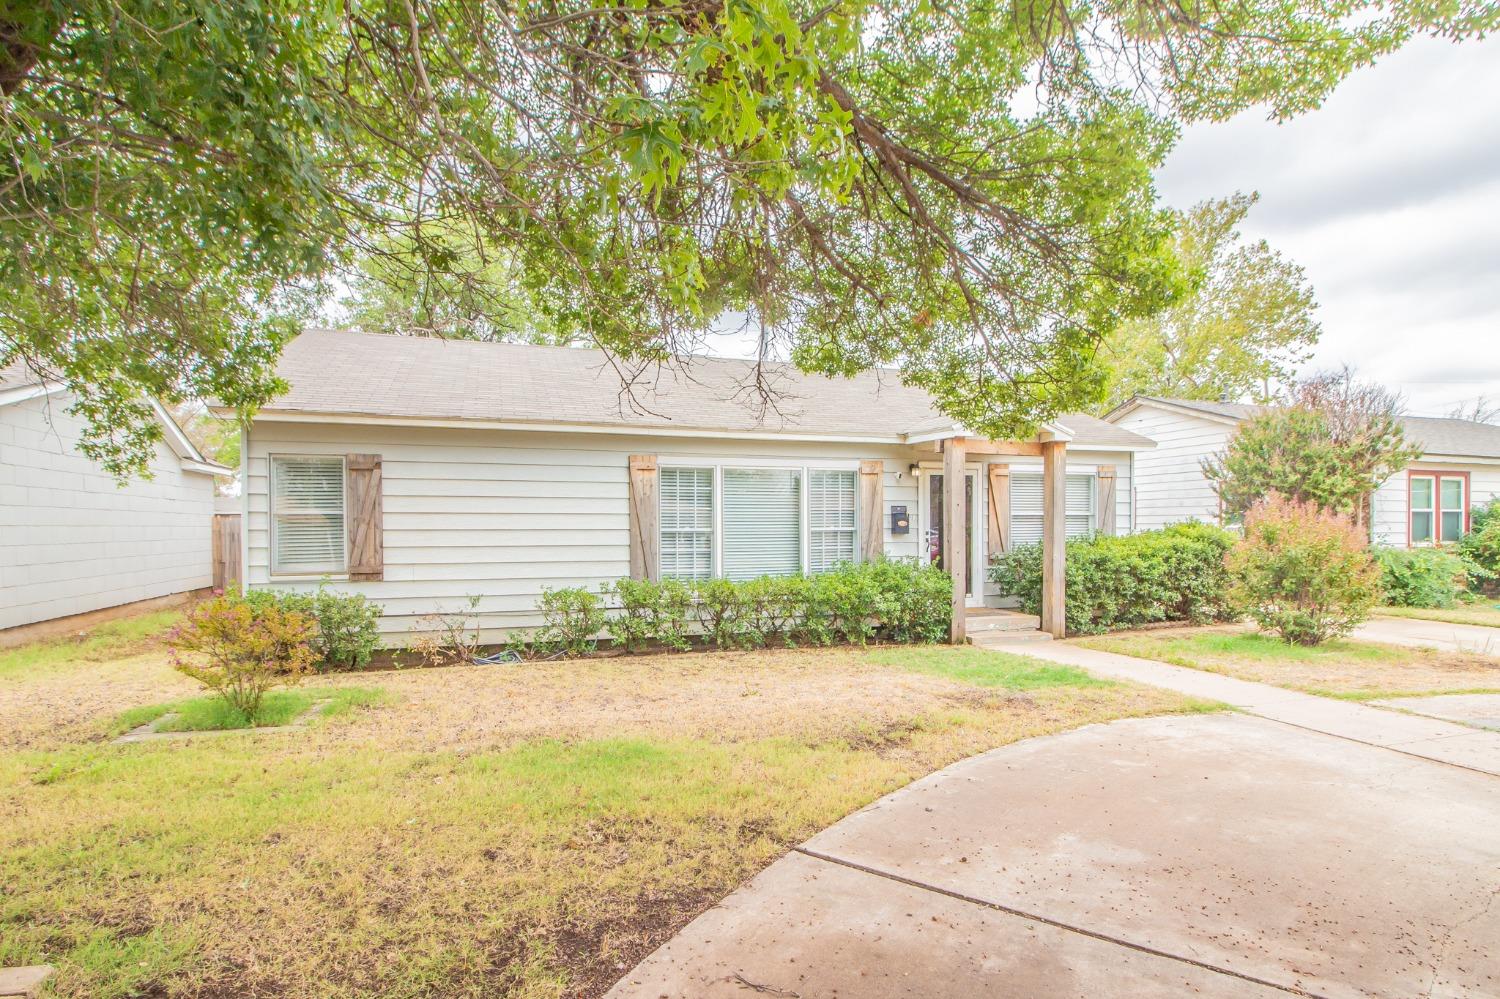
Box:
610;714;1500;998
610;636;1500;998
1357;615;1500;655
991;637;1500;777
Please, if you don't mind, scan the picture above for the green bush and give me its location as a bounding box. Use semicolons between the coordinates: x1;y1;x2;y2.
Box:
1459;501;1500;586
602;577;692;652
988;522;1238;636
167;594;316;722
587;559;952;654
1228;495;1381;645
1373;547;1476;608
534;586;608;657
242;586;383;672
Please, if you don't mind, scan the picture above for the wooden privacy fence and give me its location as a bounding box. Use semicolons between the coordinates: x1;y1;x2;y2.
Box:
211;513;242;592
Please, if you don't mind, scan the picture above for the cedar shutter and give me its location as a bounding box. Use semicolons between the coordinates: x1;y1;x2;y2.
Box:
987;463;1010;555
1097;465;1118;536
858;460;883;563
628;455;660;581
346;454;384;580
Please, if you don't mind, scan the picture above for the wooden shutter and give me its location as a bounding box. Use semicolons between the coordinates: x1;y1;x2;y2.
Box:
858;460;883;563
346;454;384;580
628;455;660;581
1097;465;1117;536
987;463;1010;556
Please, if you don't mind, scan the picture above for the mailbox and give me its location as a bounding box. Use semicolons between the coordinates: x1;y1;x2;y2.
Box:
890;504;910;535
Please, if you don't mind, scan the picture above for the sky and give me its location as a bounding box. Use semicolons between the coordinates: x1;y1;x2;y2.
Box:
701;35;1500;418
1154;34;1500;418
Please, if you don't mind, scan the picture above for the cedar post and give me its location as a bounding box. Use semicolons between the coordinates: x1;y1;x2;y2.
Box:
1097;465;1118;536
943;438;967;644
858;460;883;563
986;463;1010;557
1041;441;1067;638
628;455;660;582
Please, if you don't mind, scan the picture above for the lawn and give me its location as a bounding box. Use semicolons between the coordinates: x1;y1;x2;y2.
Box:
1376;603;1500;629
1;617;1215;999
1081;626;1500;700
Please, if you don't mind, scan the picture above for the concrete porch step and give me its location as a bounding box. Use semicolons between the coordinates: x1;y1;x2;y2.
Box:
966;609;1043;633
971;630;1053;646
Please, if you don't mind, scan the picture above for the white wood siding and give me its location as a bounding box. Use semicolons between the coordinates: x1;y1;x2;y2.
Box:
0;392;216;629
245;422;923;642
1113;407;1230;531
1371;461;1500;547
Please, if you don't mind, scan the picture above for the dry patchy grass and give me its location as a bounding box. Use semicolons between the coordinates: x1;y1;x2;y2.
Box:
1081;625;1500;700
1;628;1209;999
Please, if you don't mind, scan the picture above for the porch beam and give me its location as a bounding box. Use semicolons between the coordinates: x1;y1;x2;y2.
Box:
943;437;967;644
919;438;1043;457
1041;440;1067;638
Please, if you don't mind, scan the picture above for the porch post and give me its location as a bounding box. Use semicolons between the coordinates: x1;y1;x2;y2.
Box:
1041;440;1067;638
944;438;967;643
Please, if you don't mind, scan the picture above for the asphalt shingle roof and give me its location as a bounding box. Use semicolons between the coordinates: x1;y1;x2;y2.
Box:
1136;396;1500;460
260;329;1154;449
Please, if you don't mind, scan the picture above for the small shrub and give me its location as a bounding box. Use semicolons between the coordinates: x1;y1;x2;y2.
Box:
1373;547;1476;608
167;595;316;721
242;586;383;671
603;578;693;652
866;559;951;643
810;563;885;646
692;578;753;650
1458;504;1500;589
1228;495;1381;645
533;586;607;657
989;523;1238;636
408;595;483;666
740;575;812;647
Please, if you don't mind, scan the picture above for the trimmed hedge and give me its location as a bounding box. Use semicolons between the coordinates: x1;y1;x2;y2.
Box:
241;586;383;672
987;523;1239;636
534;559;954;655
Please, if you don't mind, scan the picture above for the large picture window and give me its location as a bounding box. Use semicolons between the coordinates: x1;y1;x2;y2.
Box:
1410;472;1467;546
658;464;859;581
271;456;346;574
1010;471;1097;547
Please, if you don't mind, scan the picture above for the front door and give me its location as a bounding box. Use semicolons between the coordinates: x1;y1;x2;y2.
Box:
925;470;982;605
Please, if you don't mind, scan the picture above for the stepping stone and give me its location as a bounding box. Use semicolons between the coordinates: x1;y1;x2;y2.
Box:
0;966;54;998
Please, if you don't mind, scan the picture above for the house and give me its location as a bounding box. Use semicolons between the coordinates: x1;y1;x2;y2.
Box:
1105;396;1500;545
226;330;1156;642
0;362;230;637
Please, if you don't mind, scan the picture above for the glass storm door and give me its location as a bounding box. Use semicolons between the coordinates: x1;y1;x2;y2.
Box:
926;471;976;598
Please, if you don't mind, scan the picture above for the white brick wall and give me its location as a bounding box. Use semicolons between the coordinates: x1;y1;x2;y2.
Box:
0;392;217;629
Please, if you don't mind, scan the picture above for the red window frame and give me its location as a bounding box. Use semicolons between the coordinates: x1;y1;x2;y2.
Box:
1407;470;1471;547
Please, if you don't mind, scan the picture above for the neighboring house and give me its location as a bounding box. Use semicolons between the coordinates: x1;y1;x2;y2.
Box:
1105;396;1500;545
226;330;1155;642
0;362;230;633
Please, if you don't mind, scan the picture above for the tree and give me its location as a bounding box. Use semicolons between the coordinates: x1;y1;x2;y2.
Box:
1097;193;1319;409
1205;370;1422;525
337;229;568;344
1447;396;1500;424
2;0;1494;475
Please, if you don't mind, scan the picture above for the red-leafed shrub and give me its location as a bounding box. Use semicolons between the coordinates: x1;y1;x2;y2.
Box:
1228;494;1381;645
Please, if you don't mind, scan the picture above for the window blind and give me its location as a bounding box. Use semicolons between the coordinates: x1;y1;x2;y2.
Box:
808;469;857;573
722;468;802;580
660;467;713;581
271;456;346;573
1010;472;1096;546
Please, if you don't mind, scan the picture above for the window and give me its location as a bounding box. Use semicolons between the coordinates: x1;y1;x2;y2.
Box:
657;464;859;581
1410;472;1468;546
660;467;713;581
1010;471;1096;546
808;470;858;572
722;468;802;580
271;456;346;574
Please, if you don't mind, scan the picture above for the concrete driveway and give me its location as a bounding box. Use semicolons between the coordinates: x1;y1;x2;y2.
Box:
610;713;1500;998
1357;615;1500;656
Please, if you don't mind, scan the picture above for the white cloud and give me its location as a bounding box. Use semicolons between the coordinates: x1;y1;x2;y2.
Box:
1156;35;1500;418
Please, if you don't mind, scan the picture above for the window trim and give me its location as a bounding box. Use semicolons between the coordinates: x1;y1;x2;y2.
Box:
659;464;716;582
269;453;348;578
1409;469;1470;548
656;459;862;580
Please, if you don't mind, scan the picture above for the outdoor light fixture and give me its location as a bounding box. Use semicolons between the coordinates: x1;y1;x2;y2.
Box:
908;463;922;478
